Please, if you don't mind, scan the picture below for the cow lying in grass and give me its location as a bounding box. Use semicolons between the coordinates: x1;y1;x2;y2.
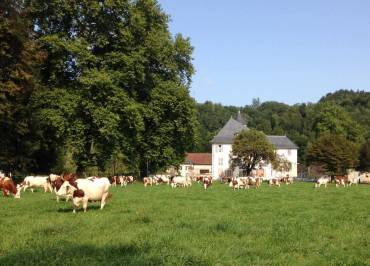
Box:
56;177;111;213
0;176;21;198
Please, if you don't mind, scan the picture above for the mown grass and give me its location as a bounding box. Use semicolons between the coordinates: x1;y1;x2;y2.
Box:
1;182;369;265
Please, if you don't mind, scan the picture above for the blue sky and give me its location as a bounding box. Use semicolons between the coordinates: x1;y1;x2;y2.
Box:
158;0;370;106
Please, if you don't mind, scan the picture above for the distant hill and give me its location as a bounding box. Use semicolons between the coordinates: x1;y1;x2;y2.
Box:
195;90;370;165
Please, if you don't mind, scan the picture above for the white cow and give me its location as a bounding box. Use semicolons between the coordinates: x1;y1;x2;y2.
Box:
56;177;111;213
229;177;248;190
21;176;53;193
171;176;192;188
359;172;370;184
315;176;331;188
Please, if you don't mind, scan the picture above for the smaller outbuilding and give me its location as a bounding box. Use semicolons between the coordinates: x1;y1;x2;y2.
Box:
179;153;212;177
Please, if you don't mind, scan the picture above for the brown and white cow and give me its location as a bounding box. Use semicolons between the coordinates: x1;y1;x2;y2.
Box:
269;178;281;187
20;176;53;193
56;177;111;213
229;177;249;190
143;177;153;187
203;176;212;190
315;176;331;188
280;175;293;185
335;176;348;187
0;177;21;198
51;176;72;202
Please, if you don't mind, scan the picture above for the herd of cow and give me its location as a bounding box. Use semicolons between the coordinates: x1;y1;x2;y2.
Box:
0;170;369;213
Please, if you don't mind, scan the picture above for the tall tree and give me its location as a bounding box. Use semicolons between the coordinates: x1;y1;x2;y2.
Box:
0;0;44;173
27;0;197;175
231;129;276;175
306;133;359;175
358;140;370;172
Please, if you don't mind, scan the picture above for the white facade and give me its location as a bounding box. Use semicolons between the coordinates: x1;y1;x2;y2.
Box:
212;144;298;180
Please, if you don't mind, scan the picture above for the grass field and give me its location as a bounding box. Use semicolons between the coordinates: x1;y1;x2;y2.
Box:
1;181;370;265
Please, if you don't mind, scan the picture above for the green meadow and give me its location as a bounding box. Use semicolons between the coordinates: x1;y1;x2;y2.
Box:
1;182;369;265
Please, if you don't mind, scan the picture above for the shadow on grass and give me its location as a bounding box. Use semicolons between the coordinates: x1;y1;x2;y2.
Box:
0;242;211;266
56;205;102;213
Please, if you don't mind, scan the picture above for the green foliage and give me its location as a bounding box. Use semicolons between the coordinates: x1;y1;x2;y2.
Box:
21;0;197;175
306;133;359;175
231;129;276;175
0;0;45;173
359;140;370;172
272;155;292;173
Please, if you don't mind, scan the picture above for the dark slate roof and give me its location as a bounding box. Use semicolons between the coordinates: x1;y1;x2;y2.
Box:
267;136;299;149
210;114;298;149
210;117;248;144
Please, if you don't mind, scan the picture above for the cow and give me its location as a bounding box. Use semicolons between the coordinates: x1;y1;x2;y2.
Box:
280;175;293;185
20;176;53;193
359;172;370;184
0;177;21;198
110;176;121;186
246;176;263;188
143;177;153;187
124;176;135;185
269;178;280;187
230;177;249;190
221;176;232;184
315;176;331;188
56;177;111;213
334;176;348;187
203;176;212;190
171;176;192;188
50;176;72;202
154;175;170;185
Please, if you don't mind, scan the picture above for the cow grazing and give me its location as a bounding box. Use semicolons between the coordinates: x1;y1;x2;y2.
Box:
50;176;72;202
280;175;293;185
269;178;280;187
0;177;21;198
221;176;232;184
230;177;249;190
335;176;348;187
203;176;212;190
171;176;192;188
56;177;111;213
315;176;331;188
20;176;53;193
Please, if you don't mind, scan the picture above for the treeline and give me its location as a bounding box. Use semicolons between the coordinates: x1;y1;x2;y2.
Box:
0;0;197;176
195;90;370;173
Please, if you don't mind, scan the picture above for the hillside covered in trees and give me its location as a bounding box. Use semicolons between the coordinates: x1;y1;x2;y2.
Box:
195;90;370;171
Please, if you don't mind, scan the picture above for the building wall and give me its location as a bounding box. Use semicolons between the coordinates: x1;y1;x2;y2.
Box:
212;144;232;179
212;144;298;179
179;164;212;177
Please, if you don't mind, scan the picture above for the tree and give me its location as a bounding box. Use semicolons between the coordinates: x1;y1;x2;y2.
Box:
272;155;292;174
358;140;370;172
0;0;44;173
306;133;359;175
27;0;197;175
311;102;364;142
231;129;276;175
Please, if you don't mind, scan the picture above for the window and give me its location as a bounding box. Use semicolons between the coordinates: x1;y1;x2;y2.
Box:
200;169;210;174
218;158;223;166
218;145;223;152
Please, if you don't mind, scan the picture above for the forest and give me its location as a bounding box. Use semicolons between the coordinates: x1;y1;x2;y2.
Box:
195;89;370;173
1;0;369;176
